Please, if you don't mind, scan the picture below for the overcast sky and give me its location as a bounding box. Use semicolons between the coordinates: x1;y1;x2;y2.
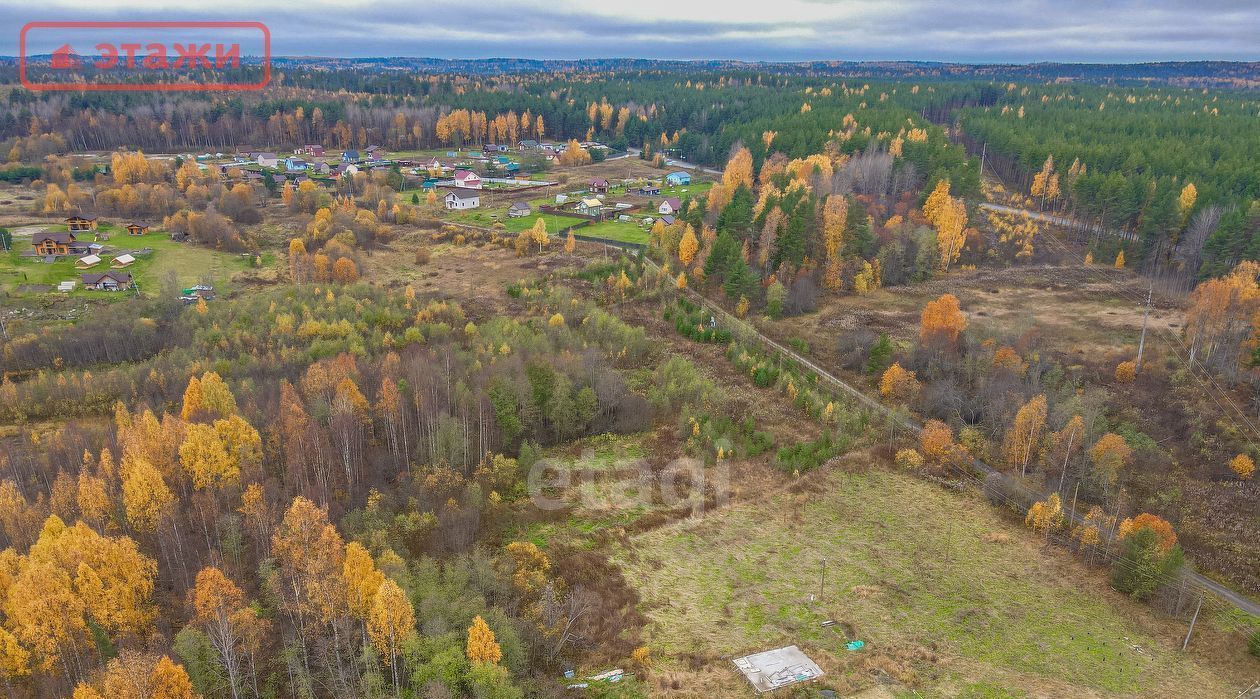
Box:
3;0;1259;62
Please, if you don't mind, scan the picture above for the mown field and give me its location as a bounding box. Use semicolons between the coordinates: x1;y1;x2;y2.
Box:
614;463;1247;698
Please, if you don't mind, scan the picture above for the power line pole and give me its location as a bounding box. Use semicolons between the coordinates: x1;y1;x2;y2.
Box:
1136;281;1153;373
819;558;827;603
1182;596;1203;651
978;141;987;182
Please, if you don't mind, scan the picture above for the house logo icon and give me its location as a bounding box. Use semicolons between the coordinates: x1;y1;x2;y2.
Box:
51;44;81;70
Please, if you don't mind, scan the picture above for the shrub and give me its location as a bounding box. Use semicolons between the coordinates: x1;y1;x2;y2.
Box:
776;432;847;472
1111;528;1184;601
415;247;431;265
1114;360;1137;383
894;448;924;470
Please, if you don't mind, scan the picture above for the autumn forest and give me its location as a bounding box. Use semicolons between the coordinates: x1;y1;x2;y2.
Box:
0;57;1259;698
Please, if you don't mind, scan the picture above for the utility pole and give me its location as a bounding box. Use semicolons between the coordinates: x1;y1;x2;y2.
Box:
1135;281;1153;373
978;141;987;182
819;558;827;603
1182;596;1203;651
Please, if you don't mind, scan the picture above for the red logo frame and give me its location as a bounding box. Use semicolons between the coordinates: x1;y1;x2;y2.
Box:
19;21;271;91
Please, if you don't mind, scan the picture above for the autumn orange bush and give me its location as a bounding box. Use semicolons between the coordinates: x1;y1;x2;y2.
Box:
1229;453;1255;480
894;448;925;470
879;363;921;404
1114;360;1137;383
919;420;954;465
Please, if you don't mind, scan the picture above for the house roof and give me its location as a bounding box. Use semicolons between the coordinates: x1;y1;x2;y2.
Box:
64;214;98;221
662;197;682;209
128;221;151;229
257;152;277;159
37;232;77;244
453;169;479;179
590;178;609;186
112;254;136;265
580;198;603;207
76;254;102;266
509;202;531;210
659;215;676;225
81;272;132;284
445;190;479;201
667;170;689;178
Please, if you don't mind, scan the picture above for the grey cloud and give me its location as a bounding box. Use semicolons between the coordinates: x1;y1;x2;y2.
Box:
1;0;1257;61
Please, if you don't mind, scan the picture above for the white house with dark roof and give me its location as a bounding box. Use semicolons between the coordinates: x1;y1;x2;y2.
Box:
444;190;480;210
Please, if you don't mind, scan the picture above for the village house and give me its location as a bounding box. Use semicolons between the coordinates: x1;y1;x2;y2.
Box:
507;202;532;218
638;183;661;196
309;161;332;175
453;170;483;189
365;145;388;160
658;197;683;216
284;157;308;172
444;190;481;210
299;145;325;157
665;171;691;186
518;139;539;150
342;150;360;162
577;197;604;217
81;271;134;291
65;215;99;232
33;232;77;256
256;153;279;168
589;178;610;194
